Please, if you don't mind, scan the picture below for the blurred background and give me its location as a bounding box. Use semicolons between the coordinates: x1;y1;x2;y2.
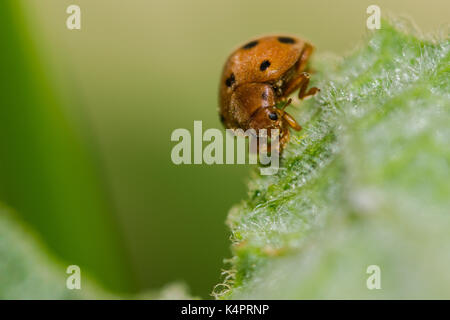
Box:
0;0;448;298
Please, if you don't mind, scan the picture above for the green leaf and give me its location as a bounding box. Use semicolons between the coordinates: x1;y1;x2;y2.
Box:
0;205;113;299
0;204;200;299
214;21;450;299
0;0;132;292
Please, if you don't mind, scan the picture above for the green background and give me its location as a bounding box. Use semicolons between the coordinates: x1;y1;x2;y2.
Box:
0;0;448;297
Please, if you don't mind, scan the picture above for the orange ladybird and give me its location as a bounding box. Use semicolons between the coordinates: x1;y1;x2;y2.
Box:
219;35;319;151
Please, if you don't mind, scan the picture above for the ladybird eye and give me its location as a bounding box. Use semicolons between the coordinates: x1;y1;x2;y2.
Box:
268;112;278;121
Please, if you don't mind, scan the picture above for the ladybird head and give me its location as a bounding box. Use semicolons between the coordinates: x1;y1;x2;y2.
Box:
247;103;302;135
229;83;302;135
247;106;283;132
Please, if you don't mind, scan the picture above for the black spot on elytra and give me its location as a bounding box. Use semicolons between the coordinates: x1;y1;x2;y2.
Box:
242;40;258;49
261;91;269;100
278;36;296;44
220;114;225;123
225;73;235;87
260;60;271;71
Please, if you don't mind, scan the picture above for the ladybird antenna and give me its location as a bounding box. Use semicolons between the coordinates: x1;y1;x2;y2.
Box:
281;98;292;112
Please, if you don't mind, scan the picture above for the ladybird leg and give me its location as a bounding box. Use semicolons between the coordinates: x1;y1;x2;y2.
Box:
283;72;319;99
283;43;319;99
297;73;320;100
267;128;290;154
254;135;269;154
279;128;290;152
255;128;289;155
300;87;320;100
283;72;308;97
296;43;315;73
255;130;279;155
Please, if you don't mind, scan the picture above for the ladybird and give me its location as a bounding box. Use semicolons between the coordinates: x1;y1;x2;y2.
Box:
219;35;319;152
